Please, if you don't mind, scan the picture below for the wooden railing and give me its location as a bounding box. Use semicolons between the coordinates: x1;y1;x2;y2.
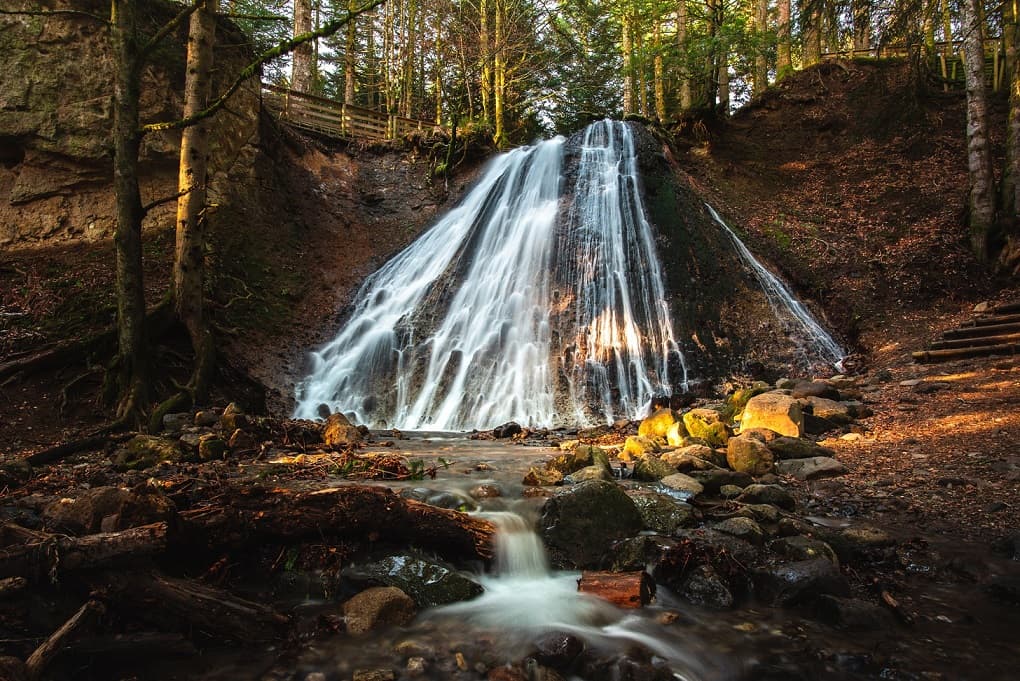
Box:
820;38;1007;91
261;84;446;140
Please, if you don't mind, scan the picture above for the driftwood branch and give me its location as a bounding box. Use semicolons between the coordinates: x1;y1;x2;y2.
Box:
25;599;105;681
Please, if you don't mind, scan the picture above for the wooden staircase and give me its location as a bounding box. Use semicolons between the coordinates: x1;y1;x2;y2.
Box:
913;302;1020;363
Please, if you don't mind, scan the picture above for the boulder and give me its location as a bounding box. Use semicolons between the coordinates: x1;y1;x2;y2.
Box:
661;445;717;471
682;408;731;446
769;536;839;565
678;565;734;609
114;435;187;470
755;558;850;606
712;517;765;547
688;469;753;494
604;535;676;571
565;465;614;483
736;484;795;511
734;503;782;525
161;412;192;433
523;467;564;486
629;491;699;534
791;380;841;400
539;481;643;568
343;586;416;635
638;408;682;440
198;434;227;461
533;631;585;669
767;436;835;460
802;396;853;425
776;456;847;480
632;456;678;481
665;422;686;447
546;448;594;475
621;436;660;461
740;392;804;437
342;555;483;608
323;412;362;448
219;403;249;433
493;422;523;439
813;595;891;631
658;473;705;501
194;409;220;427
726;436;775;476
43;486;174;534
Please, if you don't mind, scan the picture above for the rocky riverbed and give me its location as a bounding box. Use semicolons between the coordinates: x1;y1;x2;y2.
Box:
1;363;1019;681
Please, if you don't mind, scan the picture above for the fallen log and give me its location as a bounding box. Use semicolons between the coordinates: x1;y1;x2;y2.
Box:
913;343;1020;364
25;599;104;681
181;484;495;561
0;522;167;581
25;432;134;467
94;571;288;643
577;570;656;608
62;632;197;659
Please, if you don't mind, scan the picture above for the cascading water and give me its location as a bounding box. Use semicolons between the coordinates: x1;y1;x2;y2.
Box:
294;120;685;429
705;203;846;368
557;121;686;425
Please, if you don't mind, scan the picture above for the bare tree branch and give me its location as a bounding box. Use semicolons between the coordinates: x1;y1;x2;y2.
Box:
141;0;387;134
140;0;204;58
141;185;199;215
222;13;289;22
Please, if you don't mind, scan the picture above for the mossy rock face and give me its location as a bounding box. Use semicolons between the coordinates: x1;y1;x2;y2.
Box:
682;409;732;447
114;435;189;471
198;435;228;462
726;383;771;421
726;436;775;476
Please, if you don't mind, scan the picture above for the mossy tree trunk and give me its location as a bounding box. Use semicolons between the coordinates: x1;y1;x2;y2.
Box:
776;0;791;79
111;0;149;423
173;0;218;406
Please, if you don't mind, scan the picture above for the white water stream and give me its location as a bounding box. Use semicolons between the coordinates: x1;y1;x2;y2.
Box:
704;203;845;368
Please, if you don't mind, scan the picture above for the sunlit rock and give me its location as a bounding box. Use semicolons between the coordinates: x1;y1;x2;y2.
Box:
726;435;775;476
637;407;681;441
621;436;660;461
660;445;718;471
801;396;853;425
739;392;804;437
523;467;564;487
323;412;362;448
631;455;677;481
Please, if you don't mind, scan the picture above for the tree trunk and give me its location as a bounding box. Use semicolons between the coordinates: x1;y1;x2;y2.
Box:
802;0;822;65
961;0;997;261
291;0;313;92
853;0;871;51
753;0;768;95
622;12;634;115
676;2;692;110
577;571;655;608
654;23;666;121
480;0;492;123
493;0;505;146
718;49;730;113
777;0;792;78
344;0;357;103
174;0;218;406
111;0;148;423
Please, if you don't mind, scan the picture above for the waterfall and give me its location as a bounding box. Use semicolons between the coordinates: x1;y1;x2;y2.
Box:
705;203;845;368
294;120;685;430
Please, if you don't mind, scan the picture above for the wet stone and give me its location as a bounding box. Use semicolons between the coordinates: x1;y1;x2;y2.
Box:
755;558;850;606
342;554;483;608
735;503;782;525
533;631;585;670
656;473;704;501
631;455;677;481
629;491;699;534
737;484;796;511
539;480;643;568
813;595;891;630
679;565;734;609
713;517;765;547
564;464;614;484
770;535;839;565
688;468;753;493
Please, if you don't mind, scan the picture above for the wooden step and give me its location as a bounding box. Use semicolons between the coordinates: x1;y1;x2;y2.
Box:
913;343;1020;363
961;312;1020;327
929;331;1020;350
991;302;1020;315
943;321;1020;339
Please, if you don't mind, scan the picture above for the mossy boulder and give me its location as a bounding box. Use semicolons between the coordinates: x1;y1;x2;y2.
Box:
546;447;594;475
629;491;699;534
682;408;732;446
632;455;679;481
539;481;643;568
114;435;188;470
